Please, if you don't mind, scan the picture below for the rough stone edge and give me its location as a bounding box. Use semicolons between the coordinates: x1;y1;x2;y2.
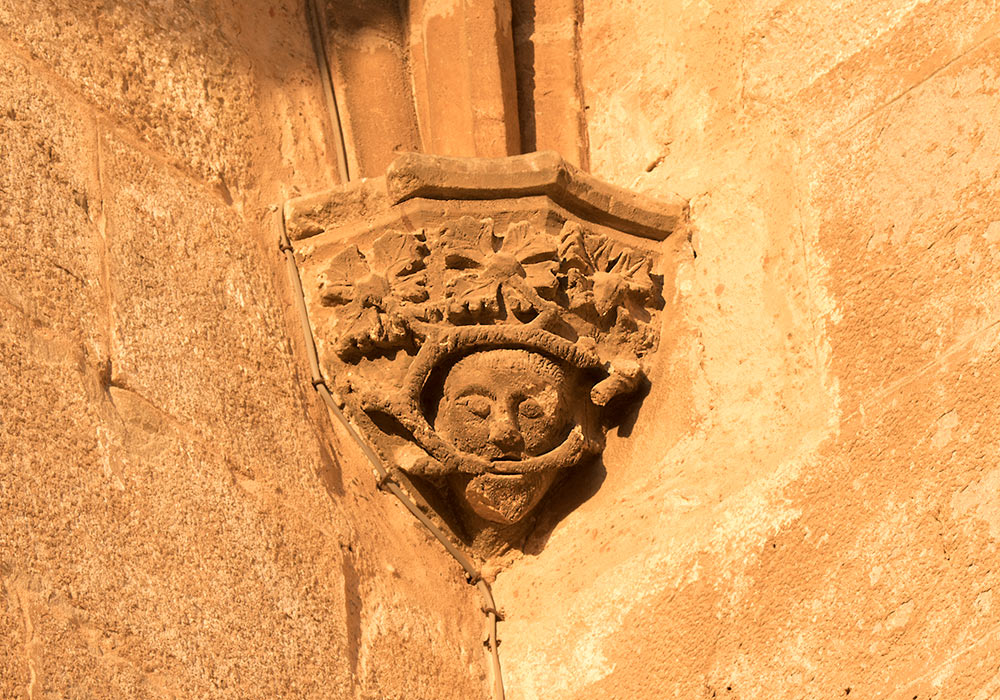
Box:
284;176;391;241
285;151;688;242
384;151;687;241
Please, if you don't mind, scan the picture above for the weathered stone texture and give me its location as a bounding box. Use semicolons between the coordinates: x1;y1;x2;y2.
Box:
4;0;1000;698
0;3;486;699
0;58;102;349
100;132;303;474
0;1;256;189
492;2;1000;699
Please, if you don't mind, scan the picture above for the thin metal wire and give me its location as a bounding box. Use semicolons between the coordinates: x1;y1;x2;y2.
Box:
303;0;351;184
275;209;505;700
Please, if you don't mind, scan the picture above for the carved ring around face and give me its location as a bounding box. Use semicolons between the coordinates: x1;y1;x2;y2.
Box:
431;348;584;525
359;326;607;526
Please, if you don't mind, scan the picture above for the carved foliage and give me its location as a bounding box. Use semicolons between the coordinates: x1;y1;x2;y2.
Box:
317;231;429;360
318;216;662;364
308;212;667;549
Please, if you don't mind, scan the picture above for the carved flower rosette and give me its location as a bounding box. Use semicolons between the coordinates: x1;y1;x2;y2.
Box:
284;152;685;553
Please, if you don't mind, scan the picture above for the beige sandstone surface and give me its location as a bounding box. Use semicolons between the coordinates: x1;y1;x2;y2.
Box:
0;3;484;698
3;1;1000;699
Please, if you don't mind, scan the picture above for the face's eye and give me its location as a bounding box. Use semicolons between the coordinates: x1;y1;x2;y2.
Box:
517;399;545;420
457;395;492;419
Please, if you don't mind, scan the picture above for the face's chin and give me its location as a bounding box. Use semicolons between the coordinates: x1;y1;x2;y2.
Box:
453;470;559;525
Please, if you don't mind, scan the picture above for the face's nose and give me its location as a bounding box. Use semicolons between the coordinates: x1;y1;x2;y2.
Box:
487;410;522;457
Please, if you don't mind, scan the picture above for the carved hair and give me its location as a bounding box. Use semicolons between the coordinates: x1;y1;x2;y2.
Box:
443;348;566;396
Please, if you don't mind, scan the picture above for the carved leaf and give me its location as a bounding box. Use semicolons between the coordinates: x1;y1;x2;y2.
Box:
522;262;558;300
503;221;558;265
558;221;596;273
591;270;627;318
319;244;370;306
444;276;501;323
435;216;494;270
563;267;594;313
502;221;559;300
369;229;428;278
335;304;416;360
611;251;656;302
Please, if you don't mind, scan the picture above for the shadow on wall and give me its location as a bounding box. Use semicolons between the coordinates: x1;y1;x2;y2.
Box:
523;454;607;555
524;377;649;555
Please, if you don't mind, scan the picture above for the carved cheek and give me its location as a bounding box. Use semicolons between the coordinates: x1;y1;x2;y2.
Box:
516;388;566;454
443;395;494;454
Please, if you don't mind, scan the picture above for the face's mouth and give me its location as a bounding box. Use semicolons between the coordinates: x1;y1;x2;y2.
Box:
485;452;537;474
482;470;530;479
449;424;592;477
488;451;524;463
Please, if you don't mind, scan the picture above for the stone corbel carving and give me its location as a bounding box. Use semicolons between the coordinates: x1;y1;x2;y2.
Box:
285;152;686;555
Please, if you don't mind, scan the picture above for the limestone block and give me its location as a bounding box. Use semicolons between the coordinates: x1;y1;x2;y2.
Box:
323;0;422;178
0;584;26;697
0;309;122;697
511;0;588;167
0;56;103;348
0;51;106;697
813;36;1000;413
407;0;521;158
0;301;358;698
0;0;257;190
744;0;1000;137
100;132;308;473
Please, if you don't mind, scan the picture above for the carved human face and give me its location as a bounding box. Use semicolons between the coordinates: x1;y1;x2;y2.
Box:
435;349;570;462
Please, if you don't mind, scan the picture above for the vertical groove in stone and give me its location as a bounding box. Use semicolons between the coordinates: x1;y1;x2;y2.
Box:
511;0;590;168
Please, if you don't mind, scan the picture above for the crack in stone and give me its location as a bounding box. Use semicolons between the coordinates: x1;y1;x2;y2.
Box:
838;29;1000;137
7;576;39;700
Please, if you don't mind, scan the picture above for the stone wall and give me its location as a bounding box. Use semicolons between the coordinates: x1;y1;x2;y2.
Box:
0;2;485;698
495;1;1000;698
3;1;1000;699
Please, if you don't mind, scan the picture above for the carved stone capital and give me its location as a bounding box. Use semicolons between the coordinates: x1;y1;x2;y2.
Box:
285;152;686;555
